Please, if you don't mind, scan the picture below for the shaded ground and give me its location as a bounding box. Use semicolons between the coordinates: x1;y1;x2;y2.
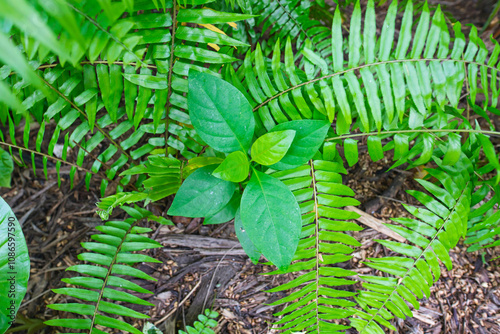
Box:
3;153;499;334
2;0;500;333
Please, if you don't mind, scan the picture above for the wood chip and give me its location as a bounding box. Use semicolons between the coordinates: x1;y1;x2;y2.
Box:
346;206;406;243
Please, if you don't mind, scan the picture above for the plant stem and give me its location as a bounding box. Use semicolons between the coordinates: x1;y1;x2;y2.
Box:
165;0;178;149
326;128;500;141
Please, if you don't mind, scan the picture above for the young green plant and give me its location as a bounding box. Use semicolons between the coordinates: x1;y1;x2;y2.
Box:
167;71;331;270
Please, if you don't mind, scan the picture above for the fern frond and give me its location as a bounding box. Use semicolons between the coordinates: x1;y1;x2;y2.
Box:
45;205;162;334
267;160;361;333
1;0;254;191
97;155;183;219
352;159;473;333
463;129;500;253
327;104;500;169
0;64;156;194
235;0;500;139
465;184;500;253
247;0;331;59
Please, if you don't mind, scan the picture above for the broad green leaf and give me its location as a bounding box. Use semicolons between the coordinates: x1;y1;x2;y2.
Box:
234;209;260;264
0;148;13;188
168;165;236;217
183;157;223;179
212;151;249;183
360;68;382;131
48;303;95;316
0;197;30;333
251;130;296;166
394;134;409;161
395;0;413;59
270;120;330;170
204;191;241;225
240;170;301;270
188;71;255;153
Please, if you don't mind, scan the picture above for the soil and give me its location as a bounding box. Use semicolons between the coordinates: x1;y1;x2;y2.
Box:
2;0;500;333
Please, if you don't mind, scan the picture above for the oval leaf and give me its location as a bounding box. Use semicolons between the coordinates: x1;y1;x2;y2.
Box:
188;71;255;153
234;209;261;264
204;191;241;225
167;165;236;217
212;151;249;183
270;120;331;170
251;130;296;166
0;197;30;333
240;170;301;270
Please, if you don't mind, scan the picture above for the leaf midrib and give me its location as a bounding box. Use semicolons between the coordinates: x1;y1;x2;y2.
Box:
252;58;500;113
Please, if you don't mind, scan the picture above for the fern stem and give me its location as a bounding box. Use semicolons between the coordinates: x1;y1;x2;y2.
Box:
6;61;157;77
164;0;178;149
88;220;138;333
40;77;133;161
252;58;500;112
0;140;93;173
326;128;500;141
309;160;321;331
36;61;157;71
359;181;471;333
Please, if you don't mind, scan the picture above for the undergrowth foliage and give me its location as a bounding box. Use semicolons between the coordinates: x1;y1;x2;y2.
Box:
44;206;167;334
265;161;361;333
0;0;499;333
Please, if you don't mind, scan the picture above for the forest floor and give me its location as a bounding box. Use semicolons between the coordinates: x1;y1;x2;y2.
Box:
2;0;500;333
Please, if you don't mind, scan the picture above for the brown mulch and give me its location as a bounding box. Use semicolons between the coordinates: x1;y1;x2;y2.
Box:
3;150;499;334
2;1;500;333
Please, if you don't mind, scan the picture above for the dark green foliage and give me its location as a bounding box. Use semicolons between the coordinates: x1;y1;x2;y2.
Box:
1;0;500;333
246;0;332;59
0;0;251;194
0;198;30;333
178;309;219;334
353;160;473;333
266;161;361;333
45;206;162;334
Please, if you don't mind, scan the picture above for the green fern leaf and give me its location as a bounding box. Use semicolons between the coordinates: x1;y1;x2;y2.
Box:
267;160;362;333
45;206;161;334
352;160;473;333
